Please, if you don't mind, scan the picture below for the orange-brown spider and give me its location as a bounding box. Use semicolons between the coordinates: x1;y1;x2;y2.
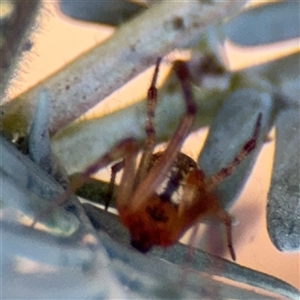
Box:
35;58;261;261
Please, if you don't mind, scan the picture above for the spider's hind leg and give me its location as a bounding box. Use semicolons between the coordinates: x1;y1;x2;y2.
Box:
178;168;236;261
215;209;236;261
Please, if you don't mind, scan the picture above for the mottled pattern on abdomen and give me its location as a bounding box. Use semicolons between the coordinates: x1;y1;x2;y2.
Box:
149;152;198;206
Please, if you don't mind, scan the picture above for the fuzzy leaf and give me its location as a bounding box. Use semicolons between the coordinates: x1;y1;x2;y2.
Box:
0;0;41;98
1;1;247;136
28;89;52;173
83;203;300;300
244;52;300;105
209;2;300;47
267;108;300;251
0;135;79;235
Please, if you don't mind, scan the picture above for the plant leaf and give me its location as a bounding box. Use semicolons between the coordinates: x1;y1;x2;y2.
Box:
1;1;247;136
83;203;300;300
0;0;41;98
267;108;300;251
28;89;52;173
59;0;146;26
244;52;300;106
0;135;79;235
209;2;300;47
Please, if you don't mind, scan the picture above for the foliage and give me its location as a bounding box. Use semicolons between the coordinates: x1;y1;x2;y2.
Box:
0;1;299;298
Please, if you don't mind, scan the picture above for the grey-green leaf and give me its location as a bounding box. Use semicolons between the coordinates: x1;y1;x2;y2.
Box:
0;0;41;98
28;89;52;173
209;2;300;47
0;135;79;235
244;52;300;106
267;108;300;251
59;0;146;26
83;203;300;300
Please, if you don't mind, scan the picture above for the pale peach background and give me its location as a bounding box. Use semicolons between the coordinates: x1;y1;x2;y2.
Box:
9;1;299;291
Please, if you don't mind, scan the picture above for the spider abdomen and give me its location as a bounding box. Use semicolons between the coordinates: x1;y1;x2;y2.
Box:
150;151;198;206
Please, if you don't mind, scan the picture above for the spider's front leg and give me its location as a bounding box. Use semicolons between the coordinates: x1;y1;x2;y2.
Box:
207;112;262;190
134;57;162;186
129;60;197;212
31;138;138;226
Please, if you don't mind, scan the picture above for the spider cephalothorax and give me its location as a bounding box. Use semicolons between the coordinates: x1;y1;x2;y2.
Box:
37;58;261;261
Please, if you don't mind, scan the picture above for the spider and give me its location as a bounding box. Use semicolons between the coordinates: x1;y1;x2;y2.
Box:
34;58;262;261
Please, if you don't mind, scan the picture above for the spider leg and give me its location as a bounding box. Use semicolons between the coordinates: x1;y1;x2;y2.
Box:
207;113;262;190
129;61;197;212
178;169;206;218
31;138;138;226
135;57;162;186
215;210;236;261
105;160;124;210
115;140;139;209
178;169;236;260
